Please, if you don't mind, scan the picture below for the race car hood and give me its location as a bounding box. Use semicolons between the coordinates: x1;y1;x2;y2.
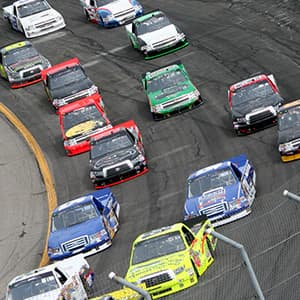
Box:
65;120;108;139
186;184;241;212
278;126;300;144
23;289;60;300
50;77;93;100
48;217;104;248
232;93;283;117
126;251;187;280
20;8;61;27
91;147;139;171
97;0;134;13
7;55;43;72
139;24;178;45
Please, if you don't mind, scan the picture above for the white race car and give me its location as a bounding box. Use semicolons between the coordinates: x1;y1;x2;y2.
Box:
3;0;66;38
125;9;189;59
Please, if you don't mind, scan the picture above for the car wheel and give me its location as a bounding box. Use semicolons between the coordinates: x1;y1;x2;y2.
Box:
152;112;161;121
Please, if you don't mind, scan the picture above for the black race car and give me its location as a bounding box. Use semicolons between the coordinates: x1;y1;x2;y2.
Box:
89;120;148;189
228;73;284;135
41;57;99;111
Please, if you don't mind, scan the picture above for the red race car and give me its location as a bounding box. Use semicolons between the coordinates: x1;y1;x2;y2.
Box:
89;120;148;189
59;94;111;156
41;57;101;111
228;73;284;135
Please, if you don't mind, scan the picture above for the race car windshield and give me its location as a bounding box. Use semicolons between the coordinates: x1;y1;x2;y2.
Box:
91;131;134;159
7;271;59;299
188;167;237;198
147;69;187;95
278;107;300;131
63;104;107;134
132;231;185;265
48;66;87;89
95;0;115;5
231;80;275;106
18;0;51;18
51;202;99;232
136;13;171;35
4;46;39;66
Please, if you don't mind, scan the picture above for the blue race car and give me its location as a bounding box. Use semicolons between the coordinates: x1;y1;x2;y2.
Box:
48;188;120;260
184;154;256;227
80;0;143;28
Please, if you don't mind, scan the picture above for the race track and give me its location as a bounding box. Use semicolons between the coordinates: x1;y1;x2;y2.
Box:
1;0;300;299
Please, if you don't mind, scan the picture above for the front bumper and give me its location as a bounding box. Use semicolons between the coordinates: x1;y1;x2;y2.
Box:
101;10;143;27
93;163;148;189
153;96;204;120
64;139;91;156
280;151;300;162
233;115;277;135
144;40;189;60
49;239;112;261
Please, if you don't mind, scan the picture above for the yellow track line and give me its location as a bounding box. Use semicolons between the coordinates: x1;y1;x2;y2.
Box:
0;103;57;267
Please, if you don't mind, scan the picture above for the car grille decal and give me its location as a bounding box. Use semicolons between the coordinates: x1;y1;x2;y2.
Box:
62;235;89;252
152;37;177;49
162;95;190;109
246;107;276;125
140;270;173;288
199;202;227;217
35;19;57;29
104;160;133;177
114;8;135;18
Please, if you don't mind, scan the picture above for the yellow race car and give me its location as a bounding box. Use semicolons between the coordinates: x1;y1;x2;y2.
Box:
89;287;141;300
125;216;217;299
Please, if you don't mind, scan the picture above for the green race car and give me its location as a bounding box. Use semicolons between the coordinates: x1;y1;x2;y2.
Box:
125;216;217;299
142;61;203;120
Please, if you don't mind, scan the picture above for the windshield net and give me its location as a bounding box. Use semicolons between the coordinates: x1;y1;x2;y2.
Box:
231;80;275;106
91;131;133;159
48;65;86;89
132;231;185;265
18;0;50;18
8;271;59;299
136;13;171;35
188;167;236;198
4;45;39;66
51;202;98;231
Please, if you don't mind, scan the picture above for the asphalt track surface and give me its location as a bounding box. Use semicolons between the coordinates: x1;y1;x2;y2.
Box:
0;0;300;299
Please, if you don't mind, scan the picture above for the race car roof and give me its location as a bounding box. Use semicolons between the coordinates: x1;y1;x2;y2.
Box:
58;93;102;115
41;57;80;79
188;154;247;181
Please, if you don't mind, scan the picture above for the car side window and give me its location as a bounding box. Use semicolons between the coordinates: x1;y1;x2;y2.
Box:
132;23;136;35
182;227;194;246
231;164;242;180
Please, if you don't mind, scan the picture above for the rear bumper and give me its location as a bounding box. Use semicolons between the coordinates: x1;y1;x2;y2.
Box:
280;151;300;162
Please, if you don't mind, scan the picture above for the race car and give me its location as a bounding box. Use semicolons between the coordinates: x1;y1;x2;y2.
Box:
0;40;51;88
142;61;203;120
125;10;189;60
3;0;66;38
228;73;284;135
5;254;94;300
125;216;217;299
80;0;144;27
89;120;148;189
41;57;101;111
58;94;111;156
184;154;256;227
277;99;300;162
47;188;120;261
